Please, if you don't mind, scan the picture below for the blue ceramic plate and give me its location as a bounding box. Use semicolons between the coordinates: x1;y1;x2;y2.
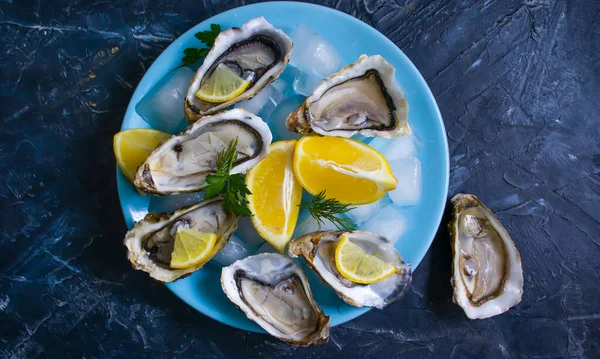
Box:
117;2;448;332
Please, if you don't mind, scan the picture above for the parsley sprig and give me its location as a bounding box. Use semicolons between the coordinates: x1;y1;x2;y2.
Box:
298;191;357;231
195;24;220;46
178;24;221;68
205;137;252;217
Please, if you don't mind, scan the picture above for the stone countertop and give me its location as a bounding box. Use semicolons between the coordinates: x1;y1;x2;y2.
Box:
1;0;598;358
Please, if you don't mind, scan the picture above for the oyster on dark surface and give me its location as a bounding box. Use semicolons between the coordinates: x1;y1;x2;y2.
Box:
450;193;524;319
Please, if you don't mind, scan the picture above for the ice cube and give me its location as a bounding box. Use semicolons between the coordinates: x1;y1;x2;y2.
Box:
346;195;392;225
289;24;342;78
352;134;370;143
270;78;287;93
234;85;283;119
148;192;204;214
381;136;417;161
135;67;194;134
293;212;339;237
388;158;422;206
235;217;265;248
360;205;406;244
276;66;302;97
268;95;303;141
211;234;252;267
367;137;391;153
292;71;323;96
254;242;278;255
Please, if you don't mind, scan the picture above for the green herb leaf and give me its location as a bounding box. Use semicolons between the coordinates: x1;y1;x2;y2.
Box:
177;23;220;68
230;174;251;196
178;47;210;68
298;191;357;231
224;190;252;217
195;24;221;46
204;137;253;217
205;175;226;199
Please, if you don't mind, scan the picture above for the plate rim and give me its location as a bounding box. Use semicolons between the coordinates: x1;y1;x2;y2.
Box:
117;1;449;332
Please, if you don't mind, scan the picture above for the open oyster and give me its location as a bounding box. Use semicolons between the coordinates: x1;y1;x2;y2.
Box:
450;194;524;319
124;197;237;282
134;108;272;195
286;55;410;138
288;230;412;309
221;253;330;346
185;17;293;122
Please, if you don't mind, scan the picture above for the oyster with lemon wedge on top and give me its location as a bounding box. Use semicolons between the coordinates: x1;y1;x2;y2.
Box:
185;17;293;122
289;230;412;308
124;197;238;282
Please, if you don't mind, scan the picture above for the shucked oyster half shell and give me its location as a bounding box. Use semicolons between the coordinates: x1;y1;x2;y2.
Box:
185;17;293;123
450;193;524;319
134;108;272;195
288;230;412;309
124;196;237;282
286;55;410;138
221;253;330;346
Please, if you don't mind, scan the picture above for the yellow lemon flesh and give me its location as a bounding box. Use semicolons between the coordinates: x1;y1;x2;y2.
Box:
170;229;217;269
113;128;170;182
246;141;303;253
293;136;397;205
195;63;250;103
334;234;397;284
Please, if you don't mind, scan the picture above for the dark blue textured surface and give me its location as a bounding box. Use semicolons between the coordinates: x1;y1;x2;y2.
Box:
1;1;599;358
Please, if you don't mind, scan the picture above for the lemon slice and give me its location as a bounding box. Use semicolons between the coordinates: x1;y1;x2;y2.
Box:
335;234;397;284
113;128;170;182
246;141;303;253
195;63;250;103
170;229;217;269
293;136;397;205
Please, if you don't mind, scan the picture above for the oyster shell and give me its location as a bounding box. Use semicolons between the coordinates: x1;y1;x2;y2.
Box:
134;108;272;195
221;253;330;346
124;197;238;282
288;230;412;309
185;17;293;122
450;193;524;319
286;55;410;138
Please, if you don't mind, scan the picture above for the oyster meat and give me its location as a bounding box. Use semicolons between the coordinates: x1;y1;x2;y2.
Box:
124;197;238;282
450;193;524;319
288;230;412;309
185;17;293;122
286;55;410;138
134;108;272;195
221;253;330;346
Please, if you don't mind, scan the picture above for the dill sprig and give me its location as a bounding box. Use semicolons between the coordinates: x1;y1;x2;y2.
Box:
205;137;252;217
298;191;357;231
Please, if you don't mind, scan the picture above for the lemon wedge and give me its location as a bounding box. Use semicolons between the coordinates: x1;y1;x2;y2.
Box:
293;136;397;205
113;128;170;182
195;63;250;103
335;234;397;284
246;141;303;253
170;229;217;269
